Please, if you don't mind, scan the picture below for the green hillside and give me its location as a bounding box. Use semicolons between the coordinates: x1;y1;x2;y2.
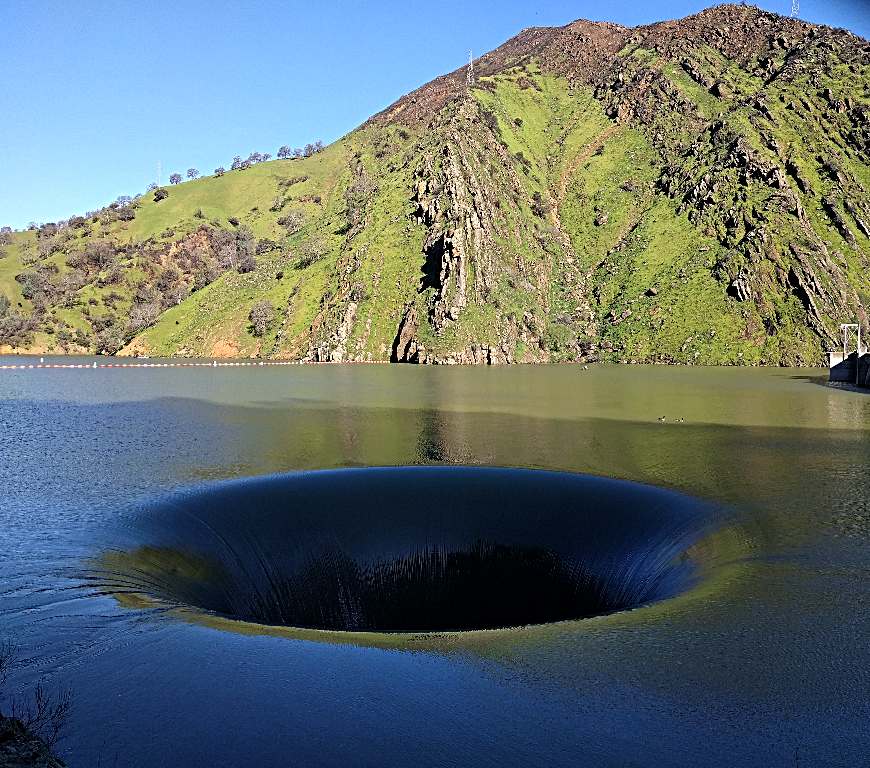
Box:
1;4;867;364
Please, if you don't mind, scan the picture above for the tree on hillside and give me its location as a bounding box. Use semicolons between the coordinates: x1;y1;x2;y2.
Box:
261;153;272;162
292;148;304;159
127;302;161;335
235;227;257;273
192;263;221;291
249;300;274;337
277;146;292;159
186;168;199;179
84;239;116;269
278;209;304;234
302;141;324;158
153;188;169;202
156;264;182;297
95;323;125;355
147;183;158;192
169;173;182;185
230;156;242;171
214;166;225;177
0;307;38;347
213;229;238;270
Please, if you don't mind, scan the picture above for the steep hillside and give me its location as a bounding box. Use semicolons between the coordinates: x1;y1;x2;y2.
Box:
1;4;867;364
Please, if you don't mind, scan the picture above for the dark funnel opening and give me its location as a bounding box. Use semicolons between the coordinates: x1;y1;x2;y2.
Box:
95;467;717;633
241;540;627;631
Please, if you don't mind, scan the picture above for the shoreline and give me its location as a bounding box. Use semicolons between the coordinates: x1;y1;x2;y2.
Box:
0;351;834;370
0;713;66;767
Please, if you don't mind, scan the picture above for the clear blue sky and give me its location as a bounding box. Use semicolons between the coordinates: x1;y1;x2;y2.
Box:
1;0;866;230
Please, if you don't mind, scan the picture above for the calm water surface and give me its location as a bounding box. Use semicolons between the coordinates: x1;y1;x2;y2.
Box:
1;359;868;767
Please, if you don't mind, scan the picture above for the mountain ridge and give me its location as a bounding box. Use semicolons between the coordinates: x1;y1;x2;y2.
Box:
1;4;867;365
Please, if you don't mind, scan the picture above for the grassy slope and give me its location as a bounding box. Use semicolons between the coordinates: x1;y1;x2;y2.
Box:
328;125;430;361
137;124;430;360
0;235;31;310
131;146;351;357
473;69;762;364
2;18;867;363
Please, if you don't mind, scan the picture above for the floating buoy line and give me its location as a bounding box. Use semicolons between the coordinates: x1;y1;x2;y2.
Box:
0;359;389;370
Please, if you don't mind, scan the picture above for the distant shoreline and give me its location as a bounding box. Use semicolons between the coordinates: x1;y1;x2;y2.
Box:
0;353;834;371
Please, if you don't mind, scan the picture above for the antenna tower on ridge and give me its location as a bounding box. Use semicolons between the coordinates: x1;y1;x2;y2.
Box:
790;0;799;18
157;160;162;187
467;51;474;89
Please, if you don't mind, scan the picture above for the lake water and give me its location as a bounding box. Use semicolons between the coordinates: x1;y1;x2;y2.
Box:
1;359;868;767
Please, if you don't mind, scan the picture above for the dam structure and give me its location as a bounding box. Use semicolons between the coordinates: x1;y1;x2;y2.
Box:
829;324;869;388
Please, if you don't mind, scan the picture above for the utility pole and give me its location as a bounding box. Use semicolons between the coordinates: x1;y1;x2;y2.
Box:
791;0;799;18
466;50;474;90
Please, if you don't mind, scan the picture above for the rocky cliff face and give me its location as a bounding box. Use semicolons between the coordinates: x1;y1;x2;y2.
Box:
3;5;867;364
314;4;870;365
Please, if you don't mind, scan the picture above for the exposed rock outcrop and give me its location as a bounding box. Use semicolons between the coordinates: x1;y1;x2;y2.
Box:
391;304;420;363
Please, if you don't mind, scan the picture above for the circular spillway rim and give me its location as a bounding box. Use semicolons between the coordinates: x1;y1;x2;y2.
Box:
89;466;743;641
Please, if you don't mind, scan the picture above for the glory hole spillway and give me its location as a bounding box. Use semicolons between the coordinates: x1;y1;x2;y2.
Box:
90;467;726;636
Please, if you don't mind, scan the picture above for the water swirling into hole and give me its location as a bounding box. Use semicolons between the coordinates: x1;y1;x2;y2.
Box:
89;467;727;633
